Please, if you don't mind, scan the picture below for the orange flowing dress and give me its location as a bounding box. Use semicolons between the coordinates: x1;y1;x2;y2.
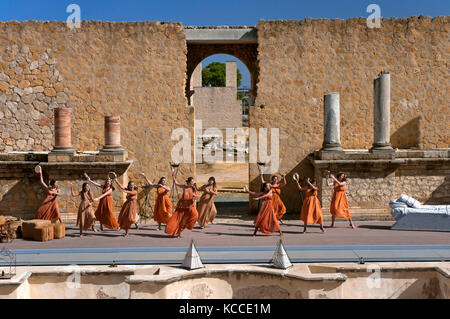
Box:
153;187;173;224
300;188;324;225
165;187;199;237
330;184;351;220
118;191;138;231
95;188;119;229
35;189;61;223
76;192;96;231
271;186;286;219
254;193;280;235
197;186;218;228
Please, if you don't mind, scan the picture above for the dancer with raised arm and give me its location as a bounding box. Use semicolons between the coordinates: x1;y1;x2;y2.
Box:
165;175;199;238
245;183;282;237
197;176;219;229
114;179;138;237
141;173;172;230
35;166;63;223
327;172;355;229
296;178;325;233
71;182;98;237
88;176;119;231
258;166;287;224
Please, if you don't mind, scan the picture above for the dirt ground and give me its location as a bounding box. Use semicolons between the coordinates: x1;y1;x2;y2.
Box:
196;162;248;198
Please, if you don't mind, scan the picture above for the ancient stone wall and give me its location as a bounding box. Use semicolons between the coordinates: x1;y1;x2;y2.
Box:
251;17;449;214
0;21;193;212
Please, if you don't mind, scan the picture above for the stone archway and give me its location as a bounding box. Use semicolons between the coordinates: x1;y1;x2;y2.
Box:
185;27;259;106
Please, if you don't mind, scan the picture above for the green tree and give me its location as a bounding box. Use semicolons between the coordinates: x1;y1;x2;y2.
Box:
202;62;242;88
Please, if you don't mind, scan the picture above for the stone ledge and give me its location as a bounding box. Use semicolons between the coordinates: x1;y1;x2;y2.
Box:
125;265;347;284
314;149;450;161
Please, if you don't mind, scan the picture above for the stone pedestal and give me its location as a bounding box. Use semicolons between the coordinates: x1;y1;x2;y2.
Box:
321;93;343;152
371;71;394;154
50;107;75;156
100;116;124;154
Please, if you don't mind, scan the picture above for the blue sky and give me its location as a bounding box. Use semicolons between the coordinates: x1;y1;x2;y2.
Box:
1;0;448;88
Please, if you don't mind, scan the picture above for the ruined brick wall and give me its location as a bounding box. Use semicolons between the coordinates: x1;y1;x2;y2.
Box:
0;21;193;183
251;17;449;213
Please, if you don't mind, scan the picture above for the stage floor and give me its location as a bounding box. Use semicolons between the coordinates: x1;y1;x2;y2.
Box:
1;221;449;265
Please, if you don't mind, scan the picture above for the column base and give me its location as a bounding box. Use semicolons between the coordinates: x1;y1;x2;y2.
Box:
320;143;343;152
49;146;75;155
99;145;125;155
317;147;345;160
369;144;395;159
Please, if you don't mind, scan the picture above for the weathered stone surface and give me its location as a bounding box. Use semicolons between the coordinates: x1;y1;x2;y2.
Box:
43;87;56;97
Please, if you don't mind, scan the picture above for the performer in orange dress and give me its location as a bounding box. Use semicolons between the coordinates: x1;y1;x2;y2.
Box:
71;182;98;237
296;178;325;233
327;172;355;229
165;176;199;238
197;177;219;229
246;183;282;236
89;176;119;231
258;166;287;223
35;167;62;223
141;174;173;230
114;179;138;237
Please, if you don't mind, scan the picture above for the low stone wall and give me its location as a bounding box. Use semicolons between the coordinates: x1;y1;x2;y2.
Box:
0;152;131;222
1;262;449;299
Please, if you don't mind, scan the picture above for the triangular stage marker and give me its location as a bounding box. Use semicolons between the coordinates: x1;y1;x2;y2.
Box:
182;240;205;270
272;239;293;269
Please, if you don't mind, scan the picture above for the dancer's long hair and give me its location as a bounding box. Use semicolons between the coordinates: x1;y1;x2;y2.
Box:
337;172;347;182
103;179;115;191
185;177;195;187
127;181;138;191
208;176;217;191
81;182;94;202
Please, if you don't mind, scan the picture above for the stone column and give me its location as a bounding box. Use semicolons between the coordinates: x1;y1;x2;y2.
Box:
101;116;124;152
51;107;75;153
372;71;393;151
321;93;342;151
226;61;237;88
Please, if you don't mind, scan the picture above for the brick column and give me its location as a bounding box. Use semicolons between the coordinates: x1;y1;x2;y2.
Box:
101;116;124;152
51;107;75;153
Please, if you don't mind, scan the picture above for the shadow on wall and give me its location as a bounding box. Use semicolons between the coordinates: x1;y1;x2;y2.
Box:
391;116;422;149
425;176;450;205
0;176;45;219
249;155;314;215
